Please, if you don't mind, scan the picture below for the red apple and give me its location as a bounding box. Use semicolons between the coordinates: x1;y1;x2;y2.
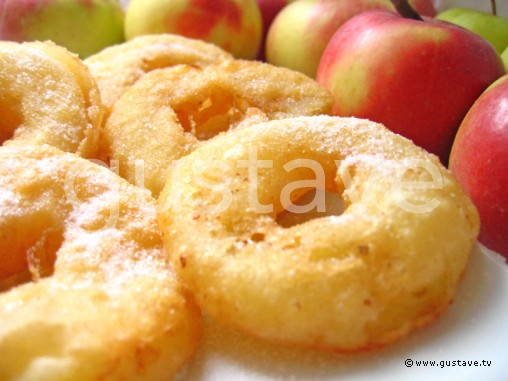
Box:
316;4;505;164
410;0;435;17
449;74;508;258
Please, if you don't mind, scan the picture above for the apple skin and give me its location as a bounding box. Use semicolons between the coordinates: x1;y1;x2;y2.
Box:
449;74;508;258
410;0;436;17
256;0;295;60
316;10;505;164
502;45;508;72
125;0;262;60
0;0;125;58
265;0;395;78
437;7;508;54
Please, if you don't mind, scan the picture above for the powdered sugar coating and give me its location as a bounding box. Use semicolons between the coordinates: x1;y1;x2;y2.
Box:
84;34;234;110
0;41;103;158
0;144;199;381
105;59;333;196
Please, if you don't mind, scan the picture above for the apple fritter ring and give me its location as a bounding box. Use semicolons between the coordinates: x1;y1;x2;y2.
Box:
84;34;234;110
157;116;479;352
0;41;104;158
0;145;200;381
105;60;334;196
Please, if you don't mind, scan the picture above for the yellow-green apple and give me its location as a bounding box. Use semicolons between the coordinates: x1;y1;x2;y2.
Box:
449;74;508;258
437;7;508;54
0;0;125;58
265;0;436;78
502;45;508;71
316;2;505;164
265;0;394;78
125;0;262;60
256;0;296;60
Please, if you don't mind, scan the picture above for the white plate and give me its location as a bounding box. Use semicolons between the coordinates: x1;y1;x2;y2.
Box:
178;244;508;381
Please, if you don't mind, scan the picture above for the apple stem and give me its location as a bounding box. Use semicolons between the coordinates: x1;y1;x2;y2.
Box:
491;0;497;16
390;0;423;21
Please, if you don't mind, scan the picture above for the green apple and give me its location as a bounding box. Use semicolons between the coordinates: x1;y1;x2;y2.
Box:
437;7;508;54
0;0;125;58
125;0;263;60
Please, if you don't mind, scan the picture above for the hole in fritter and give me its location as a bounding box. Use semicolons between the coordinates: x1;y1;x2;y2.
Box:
0;95;23;144
276;189;344;228
0;227;63;292
174;92;251;141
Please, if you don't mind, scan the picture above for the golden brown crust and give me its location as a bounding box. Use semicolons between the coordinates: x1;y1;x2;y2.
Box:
105;60;333;196
157;116;479;352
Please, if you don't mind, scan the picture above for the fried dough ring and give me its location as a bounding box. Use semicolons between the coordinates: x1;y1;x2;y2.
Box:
0;41;103;158
0;145;199;381
157;116;479;351
105;60;333;196
84;34;234;110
